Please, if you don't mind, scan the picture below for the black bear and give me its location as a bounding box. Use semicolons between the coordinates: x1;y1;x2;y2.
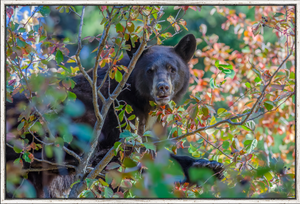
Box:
6;34;224;198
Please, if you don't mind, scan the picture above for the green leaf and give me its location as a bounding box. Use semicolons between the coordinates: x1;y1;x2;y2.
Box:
217;108;227;115
116;23;124;33
118;110;125;122
14;158;23;166
127;22;135;33
210;116;216;125
59;65;71;73
64;100;85;117
79;190;95;198
119;130;132;138
55;50;64;64
63;132;73;143
143;142;156;151
264;101;274;111
85;178;97;189
252;67;262;80
143;131;155;137
18;28;26;33
40;6;51;16
17;39;26;48
241;125;252;132
114;141;123;155
104;187;114;198
125;104;133;114
22;152;32;163
17;121;25;131
209;78;215;89
245;82;251;88
202;106;209;116
115;105;124;111
115;70;122;82
215;60;219;68
13;144;23;153
274;13;284;17
189;167;214;183
244;139;257;153
219;64;233;70
264;171;274;181
155;24;162;31
242;46;251;53
222;141;230;149
67;91;77;100
127;115;136;120
149;101;157;107
222;68;235;79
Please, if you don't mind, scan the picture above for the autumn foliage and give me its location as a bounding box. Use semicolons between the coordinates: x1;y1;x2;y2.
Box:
5;5;295;198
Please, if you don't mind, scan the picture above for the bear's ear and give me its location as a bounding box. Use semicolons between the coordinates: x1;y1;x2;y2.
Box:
126;37;141;59
174;34;196;63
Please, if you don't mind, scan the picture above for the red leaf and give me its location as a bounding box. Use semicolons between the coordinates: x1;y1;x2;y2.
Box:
182;6;189;11
246;154;253;161
101;6;107;12
114;192;124;198
26;38;36;43
28;153;34;163
8;79;16;86
59;47;70;56
7;7;14;19
62;78;72;89
12;84;22;96
174;24;181;32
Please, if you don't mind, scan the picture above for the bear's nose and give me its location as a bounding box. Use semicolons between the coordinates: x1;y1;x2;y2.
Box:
157;82;169;92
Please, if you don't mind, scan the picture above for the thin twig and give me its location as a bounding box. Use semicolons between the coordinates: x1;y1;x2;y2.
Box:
69;6;81;18
113;101;122;133
198;133;233;160
6;143;76;169
22;6;39;29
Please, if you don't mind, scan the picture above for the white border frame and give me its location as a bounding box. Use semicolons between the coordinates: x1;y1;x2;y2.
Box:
1;0;299;203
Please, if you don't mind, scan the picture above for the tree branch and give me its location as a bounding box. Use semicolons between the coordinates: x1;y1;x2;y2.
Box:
68;140;120;198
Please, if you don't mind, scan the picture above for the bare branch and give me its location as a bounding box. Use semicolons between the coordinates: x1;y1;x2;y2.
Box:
33;157;76;169
91;8;115;117
75;7;94;89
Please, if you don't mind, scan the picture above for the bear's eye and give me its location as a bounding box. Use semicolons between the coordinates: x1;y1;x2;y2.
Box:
170;66;176;73
147;69;153;74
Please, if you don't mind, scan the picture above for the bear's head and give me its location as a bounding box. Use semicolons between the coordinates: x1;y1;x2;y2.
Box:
126;34;196;106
